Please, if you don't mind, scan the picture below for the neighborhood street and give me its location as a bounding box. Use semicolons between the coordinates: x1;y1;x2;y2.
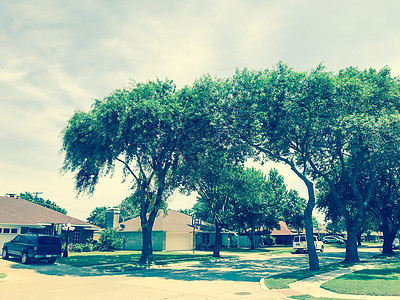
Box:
0;247;380;300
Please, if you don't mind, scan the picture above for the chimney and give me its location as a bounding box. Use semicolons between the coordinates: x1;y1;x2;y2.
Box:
105;208;120;229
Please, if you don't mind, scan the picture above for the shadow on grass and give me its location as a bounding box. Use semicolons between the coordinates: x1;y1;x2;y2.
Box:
6;249;378;283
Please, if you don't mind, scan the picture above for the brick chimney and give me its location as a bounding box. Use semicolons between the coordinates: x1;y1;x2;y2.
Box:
105;208;120;229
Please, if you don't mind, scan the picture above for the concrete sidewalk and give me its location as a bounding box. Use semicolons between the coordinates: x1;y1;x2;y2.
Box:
263;259;400;299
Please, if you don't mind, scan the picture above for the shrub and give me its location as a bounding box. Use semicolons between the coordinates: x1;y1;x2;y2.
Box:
70;243;93;252
98;229;122;251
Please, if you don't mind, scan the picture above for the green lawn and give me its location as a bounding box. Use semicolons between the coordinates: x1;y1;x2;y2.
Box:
0;273;6;279
57;250;221;270
290;296;347;300
321;261;400;296
264;262;357;289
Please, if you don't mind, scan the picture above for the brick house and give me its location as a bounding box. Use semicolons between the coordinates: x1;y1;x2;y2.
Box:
0;195;97;249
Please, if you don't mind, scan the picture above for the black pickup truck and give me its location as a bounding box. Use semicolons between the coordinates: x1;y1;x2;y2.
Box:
2;234;62;264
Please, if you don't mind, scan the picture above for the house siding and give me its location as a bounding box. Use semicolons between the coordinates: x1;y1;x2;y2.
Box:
121;231;166;251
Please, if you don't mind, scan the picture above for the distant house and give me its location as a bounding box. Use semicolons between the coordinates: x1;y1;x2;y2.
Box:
117;209;232;251
0;195;97;249
271;221;328;245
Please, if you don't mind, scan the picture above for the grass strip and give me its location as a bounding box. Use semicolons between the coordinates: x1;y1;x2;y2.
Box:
57;251;220;268
264;262;356;289
0;273;6;279
321;261;400;296
290;295;348;300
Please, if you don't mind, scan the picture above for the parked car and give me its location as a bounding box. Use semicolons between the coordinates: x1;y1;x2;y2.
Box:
293;235;324;253
2;234;62;264
393;238;400;250
323;235;346;244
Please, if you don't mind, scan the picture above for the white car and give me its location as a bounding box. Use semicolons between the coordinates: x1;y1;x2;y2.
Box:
293;235;324;253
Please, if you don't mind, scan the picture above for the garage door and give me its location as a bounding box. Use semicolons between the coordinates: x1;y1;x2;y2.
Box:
166;232;192;251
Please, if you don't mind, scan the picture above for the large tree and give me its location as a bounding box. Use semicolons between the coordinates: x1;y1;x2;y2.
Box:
62;79;190;264
228;63;332;270
229;63;400;265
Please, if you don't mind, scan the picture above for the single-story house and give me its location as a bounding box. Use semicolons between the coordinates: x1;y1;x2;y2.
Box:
0;195;97;249
117;210;232;251
270;221;328;245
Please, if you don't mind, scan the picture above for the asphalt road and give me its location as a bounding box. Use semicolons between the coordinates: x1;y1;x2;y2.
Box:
0;247;380;300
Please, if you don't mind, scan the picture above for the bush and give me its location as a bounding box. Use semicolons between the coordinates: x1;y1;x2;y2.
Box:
70;243;93;252
98;229;122;252
264;235;276;246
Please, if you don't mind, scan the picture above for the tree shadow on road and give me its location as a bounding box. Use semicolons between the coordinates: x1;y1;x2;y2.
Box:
6;252;347;281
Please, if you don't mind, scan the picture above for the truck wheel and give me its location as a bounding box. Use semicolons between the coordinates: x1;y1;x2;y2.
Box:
21;252;30;264
2;248;9;259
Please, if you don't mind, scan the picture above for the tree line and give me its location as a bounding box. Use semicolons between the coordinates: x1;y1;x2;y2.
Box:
61;62;400;269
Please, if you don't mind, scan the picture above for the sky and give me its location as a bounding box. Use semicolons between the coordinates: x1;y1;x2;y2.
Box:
1;0;400;221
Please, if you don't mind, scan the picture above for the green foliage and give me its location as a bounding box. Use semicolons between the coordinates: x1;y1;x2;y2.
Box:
19;192;67;214
98;229;122;252
86;206;108;228
232;168;285;240
70;243;94;252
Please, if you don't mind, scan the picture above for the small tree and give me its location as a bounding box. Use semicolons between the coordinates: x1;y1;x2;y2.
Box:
232;168;284;249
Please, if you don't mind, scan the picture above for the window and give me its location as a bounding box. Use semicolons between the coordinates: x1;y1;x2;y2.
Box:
21;227;29;234
73;229;81;244
3;228;10;234
202;233;210;245
0;228;2;233
44;226;53;234
11;228;18;234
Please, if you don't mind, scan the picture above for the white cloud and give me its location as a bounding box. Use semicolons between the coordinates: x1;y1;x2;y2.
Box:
1;0;400;220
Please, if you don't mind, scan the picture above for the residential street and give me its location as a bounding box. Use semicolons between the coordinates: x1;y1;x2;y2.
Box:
0;248;380;300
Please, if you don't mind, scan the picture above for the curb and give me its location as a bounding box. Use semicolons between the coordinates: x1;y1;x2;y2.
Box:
259;278;291;300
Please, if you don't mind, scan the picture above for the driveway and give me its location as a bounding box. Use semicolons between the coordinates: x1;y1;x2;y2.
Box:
0;247;380;300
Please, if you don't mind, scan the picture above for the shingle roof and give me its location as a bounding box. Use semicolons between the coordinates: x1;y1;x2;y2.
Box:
0;196;92;227
120;210;193;232
271;221;298;236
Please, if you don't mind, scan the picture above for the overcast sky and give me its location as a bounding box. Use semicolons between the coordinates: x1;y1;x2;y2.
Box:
1;0;400;221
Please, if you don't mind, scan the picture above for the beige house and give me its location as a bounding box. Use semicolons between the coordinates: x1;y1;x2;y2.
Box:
118;210;194;251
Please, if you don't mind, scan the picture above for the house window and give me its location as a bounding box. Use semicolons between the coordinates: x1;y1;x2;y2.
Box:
44;226;53;234
202;233;210;245
73;229;81;244
3;228;10;233
11;229;18;234
21;227;29;234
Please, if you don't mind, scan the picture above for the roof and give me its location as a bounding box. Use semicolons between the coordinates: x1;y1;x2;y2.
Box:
271;221;298;236
0;196;92;227
120;210;193;232
270;221;328;236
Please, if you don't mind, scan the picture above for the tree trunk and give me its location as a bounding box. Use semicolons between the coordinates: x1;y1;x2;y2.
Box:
304;179;320;271
344;219;360;263
381;220;396;255
139;224;153;264
357;231;362;246
213;223;222;258
249;229;255;250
